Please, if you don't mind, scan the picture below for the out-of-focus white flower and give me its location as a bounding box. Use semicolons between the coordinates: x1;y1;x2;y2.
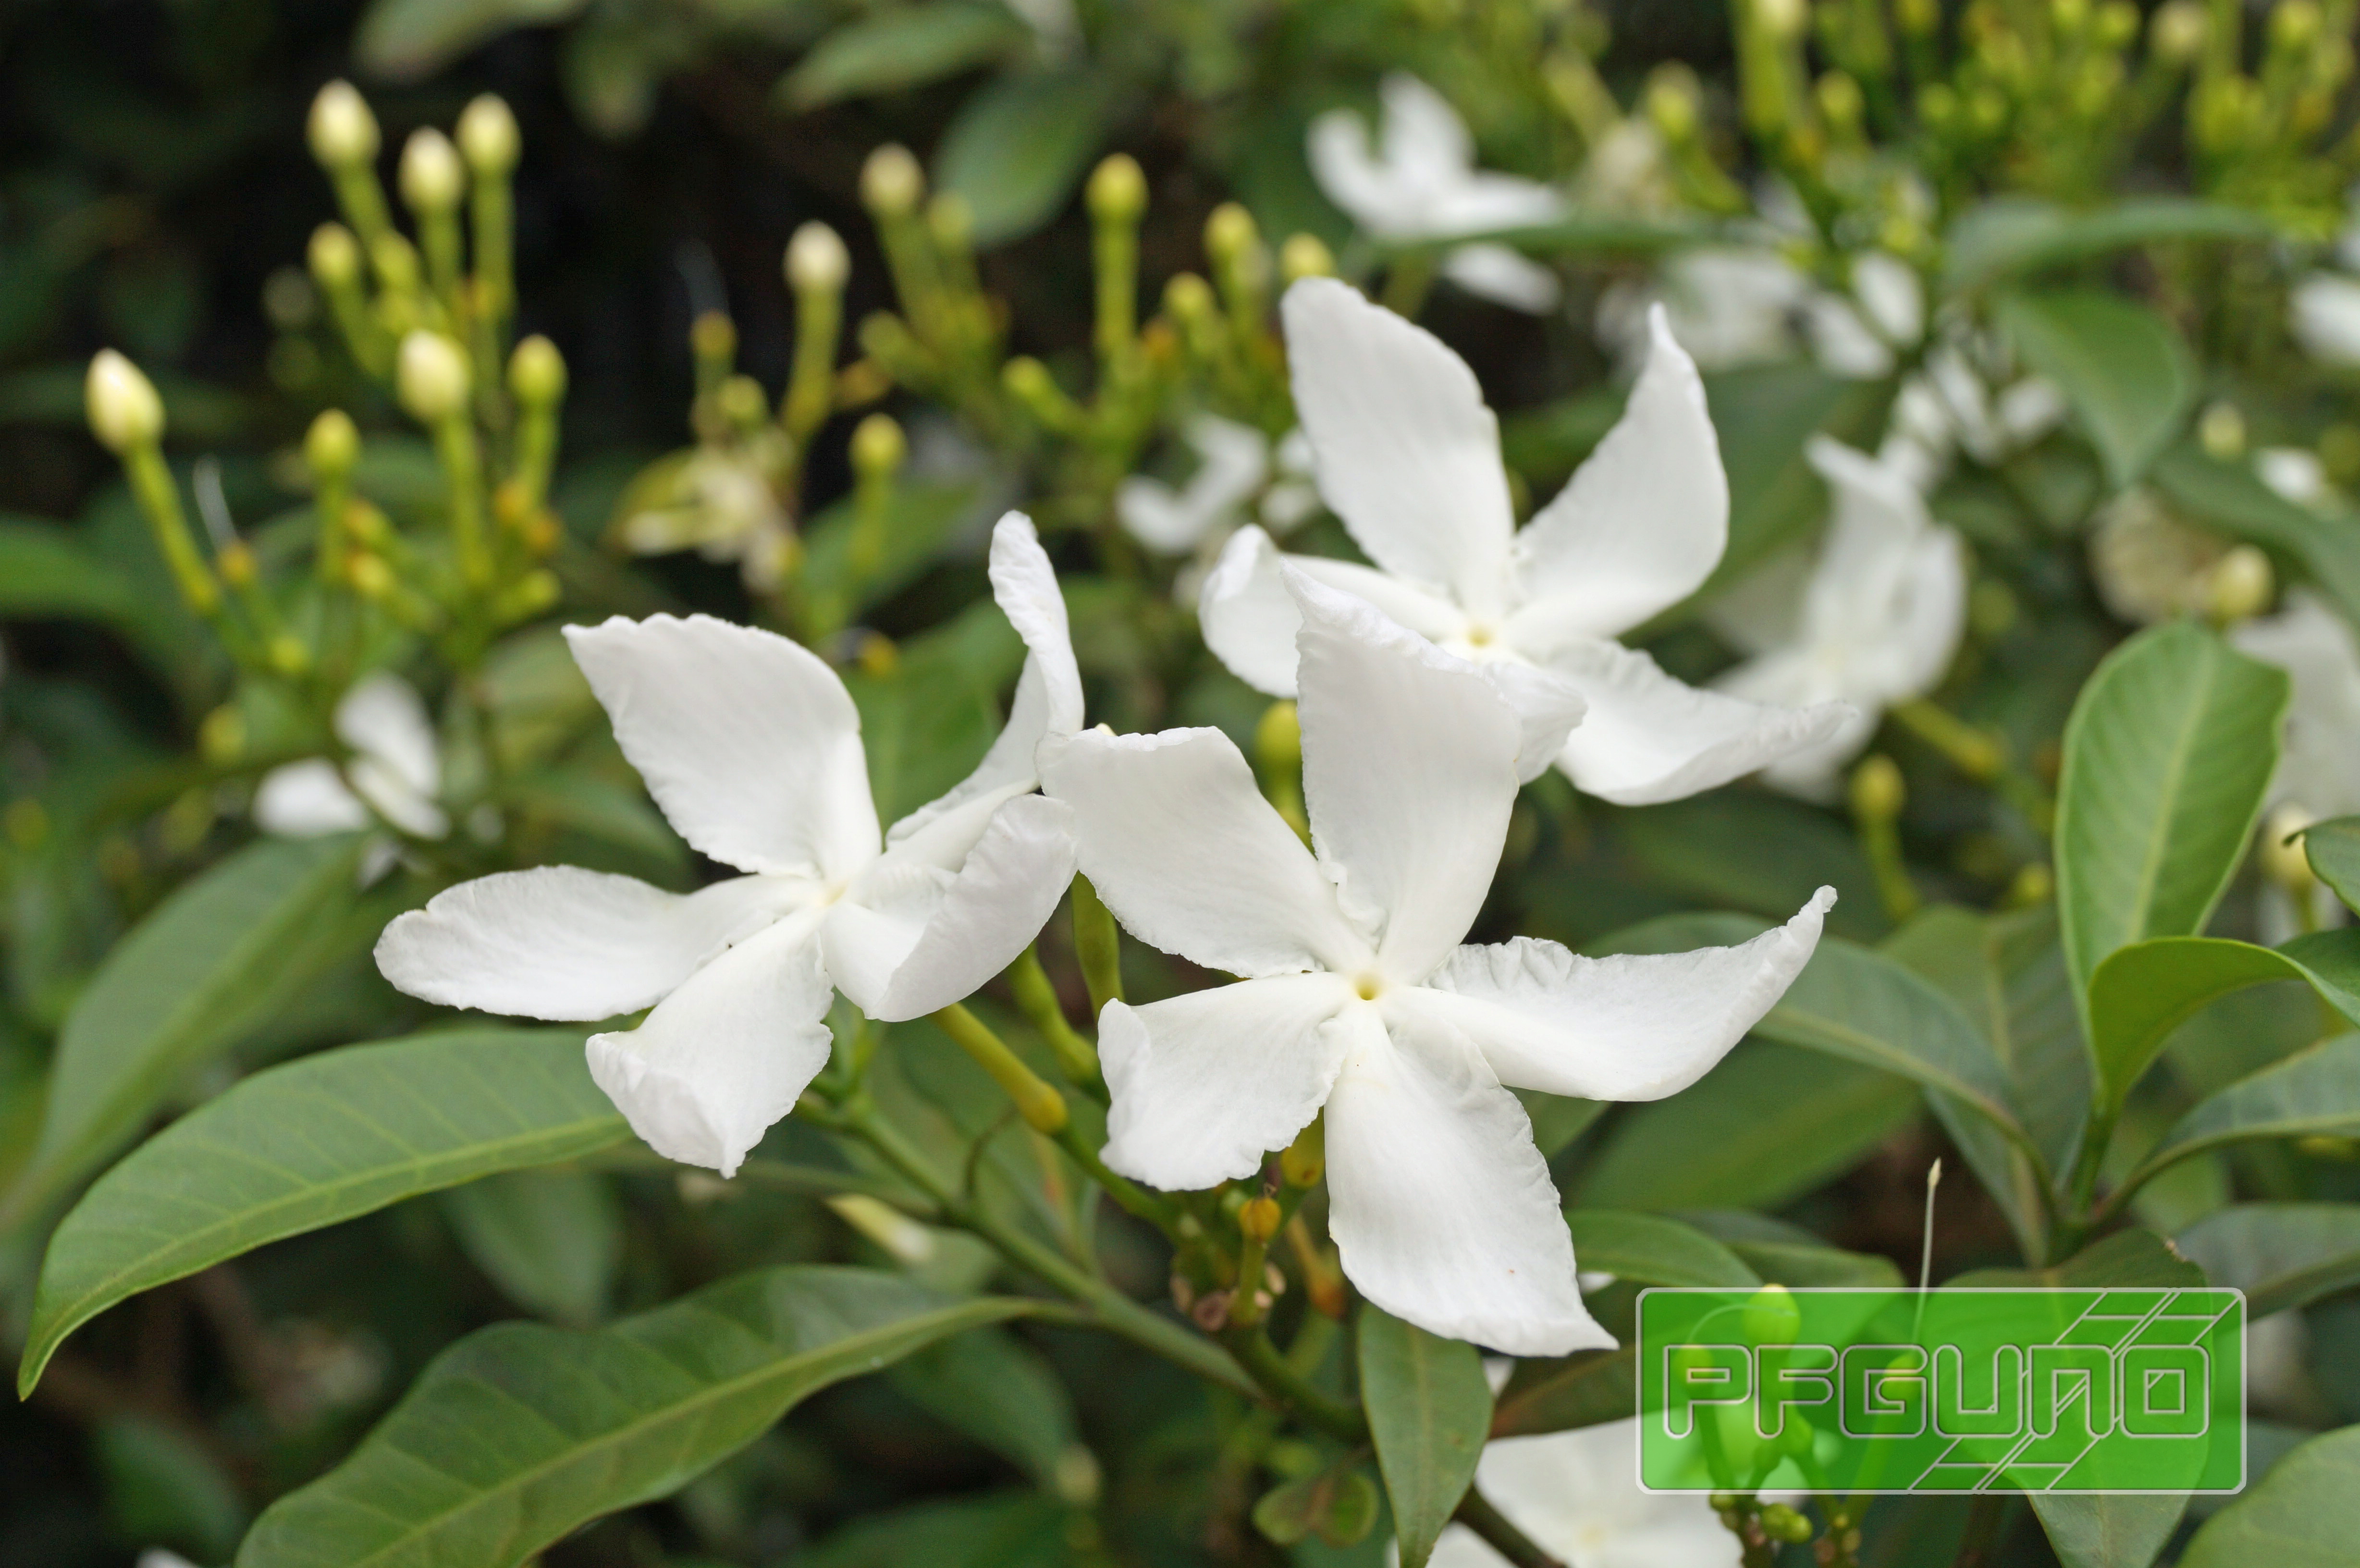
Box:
375;515;1082;1177
2086;488;2230;625
1117;416;1317;555
1597;247;1811;371
257;674;450;843
617;443;796;591
1711;437;1967;800
2257;446;2338;513
2293;274;2360;366
1800;251;1925;380
1046;566;1833;1352
1308;74;1569;313
1202;278;1848;804
1421;1419;1742;1568
2232;589;2360;826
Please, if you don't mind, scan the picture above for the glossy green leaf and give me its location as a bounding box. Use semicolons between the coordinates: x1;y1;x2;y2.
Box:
846;598;1027;826
441;1168;621;1327
236;1267;1044;1568
1357;1305;1492;1568
0;516;143;623
1672;1212;1906;1286
935;71;1112;245
2150;446;2360;629
1563;1209;1758;1288
2087;935;2360;1114
20;1028;619;1394
2304;815;2360;916
2053;621;2288;1005
1489;1345;1636;1438
2028;1492;2188;1568
2179;1423;2360;1568
2177;1203;2360;1318
2131;1034;2360;1188
779;1;1028;109
1950;1228;2203;1291
1996;289;2196;489
3;833;386;1228
1944;196;2274;295
885;1324;1077;1485
356;0;590;82
1252;1457;1380;1549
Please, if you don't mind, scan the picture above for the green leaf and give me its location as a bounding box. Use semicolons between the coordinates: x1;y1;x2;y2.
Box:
798;1491;1073;1568
1613;790;1885;943
2149;446;2360;629
20;1028;621;1394
778;1;1029;109
95;1414;247;1561
3;833;388;1228
441;1168;621;1327
1562;1209;1758;1287
885;1325;1077;1485
935;71;1113;245
1943;196;2275;296
799;478;984;621
1951;1228;2204;1290
2028;1493;2189;1568
2304;814;2360;915
1489;1346;1635;1438
2132;1034;2360;1186
2054;621;2289;1006
846;598;1028;826
1252;1457;1380;1549
1995;290;2196;489
2087;935;2360;1115
235;1267;1045;1568
1357;1305;1492;1568
2177;1203;2360;1317
1672;1212;1906;1286
355;0;590;82
2179;1424;2360;1568
0;516;144;623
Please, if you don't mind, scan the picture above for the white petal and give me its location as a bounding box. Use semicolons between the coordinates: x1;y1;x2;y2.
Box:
2232;588;2360;820
1510;305;1728;639
1199;526;1467;698
1540;638;1853;806
374;866;812;1021
1283;277;1516;613
1439;244;1561;312
335;673;439;802
1040;725;1373;977
1307;105;1411;234
1802;291;1897;379
1795;438;1967;701
827;792;1076;1021
2292;272;2360;367
1323;1004;1611;1356
1288;569;1521;981
1403;886;1834;1100
564;614;878;878
1431;1420;1742;1568
1098;973;1358;1190
587;912;835;1176
254;760;370;837
1115;475;1207;554
1377;73;1476;194
1480;662;1588;784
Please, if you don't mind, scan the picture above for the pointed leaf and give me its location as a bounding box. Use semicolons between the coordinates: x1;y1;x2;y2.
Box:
2029;1493;2189;1568
1489;1345;1636;1438
885;1325;1077;1485
2179;1424;2360;1568
1996;289;2196;488
2304;815;2360;917
1563;1210;1758;1288
440;1168;621;1327
1357;1306;1492;1568
935;72;1113;245
2177;1203;2360;1318
235;1268;1045;1568
1950;1229;2203;1291
356;0;590;82
778;1;1029;109
2131;1035;2360;1189
2087;935;2360;1116
1945;197;2274;296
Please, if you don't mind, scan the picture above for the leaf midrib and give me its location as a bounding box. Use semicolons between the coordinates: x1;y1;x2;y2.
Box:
2115;643;2219;956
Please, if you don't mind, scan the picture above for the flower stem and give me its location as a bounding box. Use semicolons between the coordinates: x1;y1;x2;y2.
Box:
933;1003;1069;1133
1220;1323;1365;1443
1071;874;1125;1011
1453;1483;1565;1568
1007;944;1105;1091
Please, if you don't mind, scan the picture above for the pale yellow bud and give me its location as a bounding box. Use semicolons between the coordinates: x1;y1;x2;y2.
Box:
2198;400;2246;459
2206;544;2275;623
455;94;520;175
1204;202;1259;265
1755;0;1807;39
1239;1196;1281;1243
1087;153;1147;222
785;220;850;293
850;413;907;477
508;335;566;406
308;223;362;288
305;409;359;478
1163;272;1215;320
1849;754;1906;821
86;349;164;453
395;331;471;423
860;144;924;217
1278;233;1335;283
398;128;464;215
2262;804;2318;896
2151;0;2208;61
307;80;380;169
2271;0;2323;53
1743;1283;1803;1346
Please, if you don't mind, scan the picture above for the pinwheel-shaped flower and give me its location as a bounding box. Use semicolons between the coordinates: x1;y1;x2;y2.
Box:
256;672;449;843
1045;569;1832;1353
1117;415;1316;557
1426;1418;1742;1568
1709;438;1966;800
1202;277;1847;805
1309;74;1569;313
376;514;1081;1176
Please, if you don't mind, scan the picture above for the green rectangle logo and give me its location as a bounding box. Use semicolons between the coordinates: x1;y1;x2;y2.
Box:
1635;1287;2245;1494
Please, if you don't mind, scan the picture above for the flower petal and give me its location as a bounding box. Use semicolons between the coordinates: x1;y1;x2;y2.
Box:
1041;725;1372;977
1479;662;1589;784
374;866;812;1021
1283;277;1515;612
1404;886;1834;1100
1323;1004;1612;1356
254;760;370;837
336;673;440;804
827;792;1077;1021
1440;244;1561;313
1098;973;1357;1189
564;614;877;878
1199;526;1469;698
1539;638;1853;806
586;911;835;1176
1432;1420;1740;1568
1289;568;1522;980
1509;305;1727;639
2232;588;2360;820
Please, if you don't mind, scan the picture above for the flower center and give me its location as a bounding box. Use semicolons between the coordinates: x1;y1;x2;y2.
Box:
1464;622;1496;648
1352;972;1385;1001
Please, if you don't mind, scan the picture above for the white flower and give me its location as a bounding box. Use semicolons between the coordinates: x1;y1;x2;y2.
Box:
1710;438;1967;800
1423;1419;1741;1568
1201;277;1849;805
1116;416;1316;556
2293;273;2360;366
1597;246;1812;372
2231;589;2360;824
375;514;1082;1177
1044;567;1833;1353
1308;74;1569;313
2257;446;2337;512
256;673;450;842
1800;250;1924;380
618;443;796;591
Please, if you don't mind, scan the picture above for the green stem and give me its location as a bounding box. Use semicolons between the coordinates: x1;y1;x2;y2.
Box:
1008;945;1104;1090
1221;1324;1365;1443
1072;875;1125;1011
933;1003;1069;1133
1453;1484;1566;1568
1049;1120;1180;1233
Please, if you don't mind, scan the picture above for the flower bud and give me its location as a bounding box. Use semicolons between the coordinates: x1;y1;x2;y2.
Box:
2262;803;2318;896
1849;754;1905;822
1281;1117;1324;1187
1646;69;1701;142
2094;1;2140;48
1817;72;1865;135
1239;1196;1282;1243
1204;202;1260;266
1279;233;1335;283
1255;699;1303;773
508;334;567;406
2271;0;2323;53
1755;0;1807;39
717;374;768;428
2198;400;2246;459
307;80;380;169
399;127;464;214
1087;153;1147;222
396;331;471;423
455;94;520;175
2207;544;2274;623
305;409;359;478
308;222;362;287
850;412;907;478
1761;1503;1815;1544
86;350;164;453
2151;0;2208;61
927;192;973;253
860;144;924;217
786;220;850;293
1163;271;1215;321
690;310;737;365
199;705;246;763
1743;1283;1802;1348
347;551;394;599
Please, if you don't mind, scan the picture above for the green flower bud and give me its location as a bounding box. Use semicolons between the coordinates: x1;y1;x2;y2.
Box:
690;309;737;365
455;94;520;175
1646;69;1702;142
1087;153;1147;222
2198;400;2247;458
1239;1196;1281;1242
508;334;567;406
860;144;924;217
2271;0;2323;53
2207;544;2274;623
785;220;850;293
850;412;907;477
1256;699;1303;773
307;80;380;169
1849;754;1905;822
308;222;362;287
1743;1282;1803;1348
305;409;360;478
1756;0;1807;40
1761;1502;1814;1544
395;331;471;423
2151;0;2208;62
1279;233;1335;283
1163;271;1215;321
1205;202;1260;266
399;128;464;214
86;349;164;453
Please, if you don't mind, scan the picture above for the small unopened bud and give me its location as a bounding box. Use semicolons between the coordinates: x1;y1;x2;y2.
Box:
2262;804;2318;895
1163;272;1215;321
371;233;422;292
690;310;736;365
307;80;380;169
1239;1196;1282;1243
199;705;246;763
217;541;256;587
1646;69;1701;141
455;94;519;175
1204;202;1259;266
1087;153;1147;222
305;409;359;478
860;144;924;217
2271;0;2323;53
1817;72;1865;133
2207;544;2274;622
308;223;362;287
2199;401;2247;459
850;413;907;477
1761;1502;1814;1544
268;633;310;675
2094;1;2140;47
2151;0;2208;61
1744;1283;1803;1347
717;375;768;428
86;350;164;453
508;335;566;406
1897;0;1939;33
1278;233;1335;283
1255;700;1303;773
399;128;464;214
395;331;471;423
1755;0;1807;39
1850;754;1905;822
1280;1117;1324;1187
347;552;394;598
786;220;849;293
